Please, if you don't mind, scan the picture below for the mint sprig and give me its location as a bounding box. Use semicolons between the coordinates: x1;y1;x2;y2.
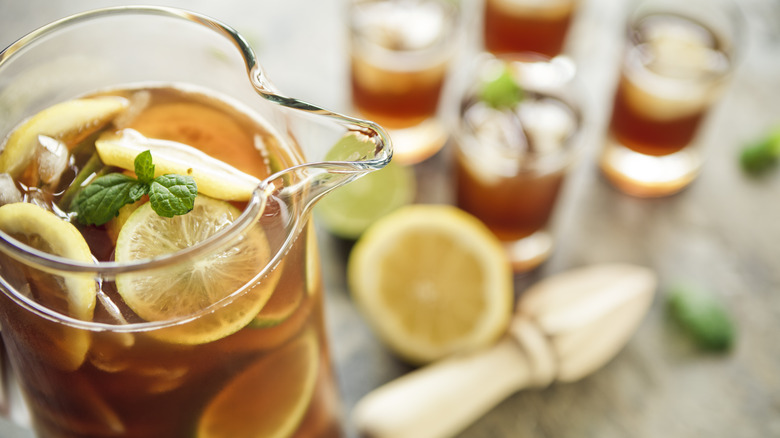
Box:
73;150;197;226
480;65;524;109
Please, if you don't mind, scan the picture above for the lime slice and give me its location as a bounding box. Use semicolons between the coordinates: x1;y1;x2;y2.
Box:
0;97;128;178
315;160;415;240
198;328;319;438
95;129;261;201
0;202;97;370
114;196;280;344
348;205;513;364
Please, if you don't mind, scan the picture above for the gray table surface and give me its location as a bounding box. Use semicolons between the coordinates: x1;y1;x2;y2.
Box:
1;0;779;437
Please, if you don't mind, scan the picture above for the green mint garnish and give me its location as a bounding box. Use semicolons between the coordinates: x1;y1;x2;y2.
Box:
667;283;735;352
73;150;197;226
740;126;780;175
480;65;524;109
134;149;155;183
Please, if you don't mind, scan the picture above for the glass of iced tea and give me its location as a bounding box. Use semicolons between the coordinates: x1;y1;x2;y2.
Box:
599;0;742;197
0;7;391;438
453;54;581;272
482;0;580;58
348;0;460;164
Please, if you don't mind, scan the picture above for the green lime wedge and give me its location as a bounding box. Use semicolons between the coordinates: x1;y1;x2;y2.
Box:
315;159;415;240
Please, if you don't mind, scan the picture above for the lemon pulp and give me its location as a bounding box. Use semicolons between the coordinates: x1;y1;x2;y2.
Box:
0;202;97;370
0;96;128;178
114;196;281;344
348;205;513;364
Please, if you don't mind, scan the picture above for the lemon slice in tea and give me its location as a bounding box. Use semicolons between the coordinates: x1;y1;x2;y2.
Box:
198;328;319;438
114;196;280;344
348;205;514;365
96;129;260;201
0;96;128;178
0;202;97;370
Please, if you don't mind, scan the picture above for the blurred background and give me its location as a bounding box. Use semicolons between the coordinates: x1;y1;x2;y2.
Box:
1;0;779;437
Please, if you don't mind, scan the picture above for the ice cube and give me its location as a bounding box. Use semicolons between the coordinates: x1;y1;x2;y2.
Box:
463;102;530;180
112;90;151;129
360;1;448;51
0;173;22;206
517;98;576;156
35;135;69;186
642;16;726;79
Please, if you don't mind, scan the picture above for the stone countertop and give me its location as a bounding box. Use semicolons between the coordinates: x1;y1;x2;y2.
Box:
0;0;779;437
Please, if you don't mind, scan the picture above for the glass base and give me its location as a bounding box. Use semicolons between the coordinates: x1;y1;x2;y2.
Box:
387;118;448;165
599;136;701;198
502;230;553;273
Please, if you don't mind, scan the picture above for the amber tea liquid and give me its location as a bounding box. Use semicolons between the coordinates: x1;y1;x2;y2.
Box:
482;0;578;57
0;85;343;438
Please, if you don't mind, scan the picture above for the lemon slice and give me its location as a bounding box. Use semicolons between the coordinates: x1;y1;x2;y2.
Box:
95;129;260;201
114;196;279;344
315;160;415;240
0;202;96;370
0;97;128;178
348;205;513;365
198;328;319;438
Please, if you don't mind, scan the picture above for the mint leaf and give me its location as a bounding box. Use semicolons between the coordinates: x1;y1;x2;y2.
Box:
481;65;524;109
740;127;780;175
73;173;147;226
667;283;735;352
72;150;199;225
134;149;155;183
148;174;198;218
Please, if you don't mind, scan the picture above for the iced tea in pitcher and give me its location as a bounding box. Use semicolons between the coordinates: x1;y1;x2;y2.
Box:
0;6;391;438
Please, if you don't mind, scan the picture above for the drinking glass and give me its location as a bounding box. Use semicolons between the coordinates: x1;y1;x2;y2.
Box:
0;7;391;437
599;0;743;197
453;54;582;272
348;0;460;164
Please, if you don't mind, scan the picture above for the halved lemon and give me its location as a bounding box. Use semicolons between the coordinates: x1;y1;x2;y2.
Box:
348;205;514;365
95;129;260;201
0;202;96;370
114;196;280;344
197;328;319;438
0;96;128;178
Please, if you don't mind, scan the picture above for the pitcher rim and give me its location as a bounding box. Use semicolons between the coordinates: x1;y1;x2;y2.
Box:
0;5;391;277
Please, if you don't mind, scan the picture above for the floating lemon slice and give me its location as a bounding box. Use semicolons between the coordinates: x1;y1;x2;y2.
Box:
114;196;280;344
0;96;128;178
95;129;260;201
0;202;96;370
198;328;319;438
348;205;514;365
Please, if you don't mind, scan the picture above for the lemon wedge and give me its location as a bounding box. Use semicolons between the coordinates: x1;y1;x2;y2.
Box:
114;196;280;344
0;202;96;370
315;160;415;240
198;328;319;438
348;205;514;365
0;97;128;178
95;129;260;201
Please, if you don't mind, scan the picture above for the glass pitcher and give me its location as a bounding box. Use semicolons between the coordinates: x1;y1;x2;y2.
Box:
0;6;390;438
